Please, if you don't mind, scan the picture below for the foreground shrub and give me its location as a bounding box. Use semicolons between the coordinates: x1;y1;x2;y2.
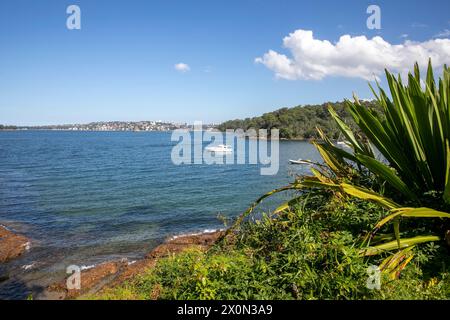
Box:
227;62;450;279
92;195;450;300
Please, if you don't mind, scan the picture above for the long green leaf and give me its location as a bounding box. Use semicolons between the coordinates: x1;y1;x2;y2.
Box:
444;140;450;204
340;183;399;209
356;155;417;200
361;235;440;256
375;207;450;230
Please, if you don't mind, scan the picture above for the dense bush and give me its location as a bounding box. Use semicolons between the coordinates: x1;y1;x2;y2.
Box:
93;195;450;300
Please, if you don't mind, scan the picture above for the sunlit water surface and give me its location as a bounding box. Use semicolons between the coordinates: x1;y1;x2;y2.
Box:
0;131;320;299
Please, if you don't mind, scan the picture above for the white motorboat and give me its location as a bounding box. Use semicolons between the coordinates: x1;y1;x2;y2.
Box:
289;159;312;165
205;144;233;153
336;140;351;148
336;131;351;148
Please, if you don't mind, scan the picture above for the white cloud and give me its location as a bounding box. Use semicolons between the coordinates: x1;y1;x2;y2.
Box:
174;63;190;73
434;29;450;38
255;29;450;81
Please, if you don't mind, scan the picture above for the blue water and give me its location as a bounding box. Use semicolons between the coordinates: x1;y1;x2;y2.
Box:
0;131;320;299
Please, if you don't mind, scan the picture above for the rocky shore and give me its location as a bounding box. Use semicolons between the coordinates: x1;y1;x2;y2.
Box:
0;225;30;263
45;230;224;299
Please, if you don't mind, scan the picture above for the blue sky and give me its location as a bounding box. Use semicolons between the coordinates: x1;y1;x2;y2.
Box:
0;0;449;125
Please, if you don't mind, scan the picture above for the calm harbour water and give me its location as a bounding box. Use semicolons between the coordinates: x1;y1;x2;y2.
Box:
0;130;320;299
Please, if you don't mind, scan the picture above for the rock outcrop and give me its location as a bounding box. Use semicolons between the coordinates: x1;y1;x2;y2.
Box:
0;225;29;263
45;230;224;299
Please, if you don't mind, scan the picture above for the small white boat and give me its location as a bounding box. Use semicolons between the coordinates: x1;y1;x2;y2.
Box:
289;159;312;165
336;141;351;148
205;144;233;153
336;131;351;148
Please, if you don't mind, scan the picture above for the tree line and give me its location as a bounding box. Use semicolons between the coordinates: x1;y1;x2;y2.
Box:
0;125;18;130
217;100;380;140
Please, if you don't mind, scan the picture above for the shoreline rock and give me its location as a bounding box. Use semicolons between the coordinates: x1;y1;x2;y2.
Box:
0;225;30;263
45;230;224;299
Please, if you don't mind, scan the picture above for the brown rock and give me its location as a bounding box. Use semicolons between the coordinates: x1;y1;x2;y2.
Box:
146;231;224;259
46;260;129;299
46;230;224;299
110;231;224;287
0;225;29;263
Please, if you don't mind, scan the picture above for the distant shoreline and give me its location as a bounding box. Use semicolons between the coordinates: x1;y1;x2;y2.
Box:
0;129;314;141
0;129;175;132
